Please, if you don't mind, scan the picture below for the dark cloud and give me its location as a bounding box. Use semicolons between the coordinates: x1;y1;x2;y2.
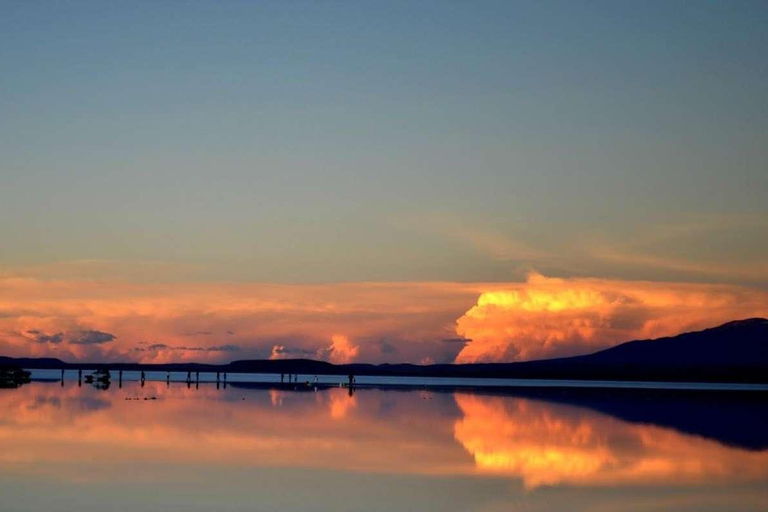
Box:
374;340;399;354
69;330;116;345
226;330;236;335
271;345;317;357
442;338;472;344
182;331;213;336
209;344;240;352
26;330;64;344
144;343;240;353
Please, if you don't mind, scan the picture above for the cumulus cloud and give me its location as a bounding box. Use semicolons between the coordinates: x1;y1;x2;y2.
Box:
68;330;116;345
2;274;767;364
270;345;318;360
271;335;360;364
317;335;360;364
454;272;768;363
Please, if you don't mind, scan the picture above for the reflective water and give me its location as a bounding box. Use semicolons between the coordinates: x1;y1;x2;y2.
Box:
1;379;767;511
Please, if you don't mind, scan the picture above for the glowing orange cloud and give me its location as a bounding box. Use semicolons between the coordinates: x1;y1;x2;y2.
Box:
1;273;767;364
0;277;478;363
455;272;768;362
270;334;360;363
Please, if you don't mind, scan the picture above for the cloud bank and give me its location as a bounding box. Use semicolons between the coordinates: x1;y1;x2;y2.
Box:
1;273;767;364
455;272;768;363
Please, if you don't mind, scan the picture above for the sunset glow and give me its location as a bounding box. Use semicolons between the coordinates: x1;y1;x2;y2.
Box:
2;273;767;364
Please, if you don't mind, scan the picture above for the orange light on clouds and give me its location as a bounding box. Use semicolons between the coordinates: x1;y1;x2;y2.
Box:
1;272;767;364
455;272;768;362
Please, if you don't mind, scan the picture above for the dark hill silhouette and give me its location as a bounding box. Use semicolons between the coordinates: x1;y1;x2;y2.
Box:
573;318;768;366
2;318;767;383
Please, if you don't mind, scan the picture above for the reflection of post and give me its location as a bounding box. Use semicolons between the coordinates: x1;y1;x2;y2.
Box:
186;371;191;383
196;371;199;383
61;369;65;382
141;370;146;388
216;371;220;383
166;371;170;387
78;369;82;387
119;370;123;389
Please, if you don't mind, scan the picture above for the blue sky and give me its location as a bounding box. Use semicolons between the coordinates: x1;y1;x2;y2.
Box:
2;1;767;284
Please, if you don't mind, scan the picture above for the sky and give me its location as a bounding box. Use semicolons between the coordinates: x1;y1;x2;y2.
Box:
1;1;767;363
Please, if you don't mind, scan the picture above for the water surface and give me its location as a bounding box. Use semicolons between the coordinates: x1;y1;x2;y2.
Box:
1;378;767;511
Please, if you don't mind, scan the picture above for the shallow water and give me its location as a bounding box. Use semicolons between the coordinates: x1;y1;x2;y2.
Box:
1;379;767;511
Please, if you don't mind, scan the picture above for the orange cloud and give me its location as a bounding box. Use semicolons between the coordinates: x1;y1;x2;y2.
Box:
455;272;768;362
0;277;478;363
270;334;360;364
2;273;767;364
320;334;360;364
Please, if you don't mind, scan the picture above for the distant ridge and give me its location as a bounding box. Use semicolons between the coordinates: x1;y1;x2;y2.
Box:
571;318;768;367
2;318;767;383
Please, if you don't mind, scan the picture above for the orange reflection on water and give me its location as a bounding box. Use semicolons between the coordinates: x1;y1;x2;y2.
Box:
1;382;767;490
453;394;768;488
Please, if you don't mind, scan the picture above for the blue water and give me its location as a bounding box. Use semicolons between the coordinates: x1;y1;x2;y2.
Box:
28;369;768;391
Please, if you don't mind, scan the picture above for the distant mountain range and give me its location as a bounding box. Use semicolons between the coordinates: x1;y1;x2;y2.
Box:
2;318;767;383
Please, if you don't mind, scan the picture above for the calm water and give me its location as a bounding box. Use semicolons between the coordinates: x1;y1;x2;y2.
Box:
1;378;767;511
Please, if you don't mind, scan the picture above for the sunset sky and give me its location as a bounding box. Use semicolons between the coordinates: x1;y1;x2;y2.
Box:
2;2;767;363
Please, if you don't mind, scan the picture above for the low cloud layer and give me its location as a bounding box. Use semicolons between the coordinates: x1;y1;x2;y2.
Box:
26;330;63;344
23;329;114;346
69;330;116;345
1;274;767;364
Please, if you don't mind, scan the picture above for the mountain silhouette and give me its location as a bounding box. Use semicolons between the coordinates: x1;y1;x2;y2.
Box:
573;318;768;366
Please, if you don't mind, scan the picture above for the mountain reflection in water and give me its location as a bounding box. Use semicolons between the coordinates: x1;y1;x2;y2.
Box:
0;381;766;511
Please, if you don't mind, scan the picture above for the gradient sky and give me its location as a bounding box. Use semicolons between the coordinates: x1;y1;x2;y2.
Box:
1;2;767;363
